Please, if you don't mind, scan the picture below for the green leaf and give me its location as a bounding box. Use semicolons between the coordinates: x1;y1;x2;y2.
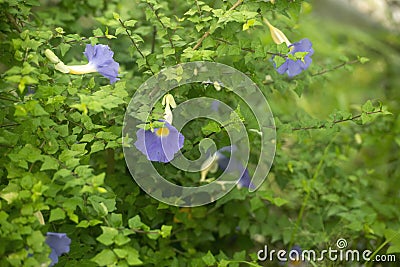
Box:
109;213;123;227
128;216;150;231
361;100;374;113
92;249;117;266
260;191;288;207
113;13;120;20
163;47;175;57
93;28;103;36
91;141;105;154
49;208;66;222
40;156;59;171
59;43;71;56
357;56;370;64
273;56;286;68
115;27;126;36
242;19;256;31
160;225;172;238
201;121;221;135
114;248;128;258
218;259;230;267
384;229;400;254
114;234;130;246
56;124;69;137
80;134;94;142
124;19;137;27
361;112;374;124
97;226;118;246
27;231;46;251
125;247;143;265
202;251;216;266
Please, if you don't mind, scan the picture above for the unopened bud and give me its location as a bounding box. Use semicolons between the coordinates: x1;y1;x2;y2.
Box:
55;62;70;73
162;94;177;108
44;49;61;64
263;18;291;46
162;94;177;124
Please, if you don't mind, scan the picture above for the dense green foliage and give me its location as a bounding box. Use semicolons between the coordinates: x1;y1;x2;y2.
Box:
1;0;399;266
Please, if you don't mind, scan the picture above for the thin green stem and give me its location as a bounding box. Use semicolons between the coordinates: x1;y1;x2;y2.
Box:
287;135;337;251
118;18;154;74
146;1;178;63
0;123;20;128
311;59;360;76
213;37;288;58
193;0;243;50
365;230;400;267
291;109;384;131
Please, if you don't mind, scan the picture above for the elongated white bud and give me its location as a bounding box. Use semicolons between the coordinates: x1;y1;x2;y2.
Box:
44;49;61;63
34;211;45;225
55;62;70;73
65;63;98;74
162;94;177;124
164;105;173;124
162;94;177;108
263;18;291;46
200;153;219;182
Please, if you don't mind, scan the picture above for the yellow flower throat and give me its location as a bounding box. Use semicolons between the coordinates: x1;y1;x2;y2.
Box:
156;127;170;137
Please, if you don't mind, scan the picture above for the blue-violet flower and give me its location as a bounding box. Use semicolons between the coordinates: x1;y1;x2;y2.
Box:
134;121;184;163
45;232;71;267
65;44;120;84
275;38;314;77
215;146;255;189
201;146;254;189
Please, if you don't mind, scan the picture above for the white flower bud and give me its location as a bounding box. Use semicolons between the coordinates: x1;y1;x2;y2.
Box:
263;18;291;46
44;49;61;64
55;62;70;73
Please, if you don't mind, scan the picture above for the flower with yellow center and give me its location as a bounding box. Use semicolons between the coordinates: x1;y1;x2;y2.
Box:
45;44;120;84
134;121;184;163
263;18;314;77
155;127;170;137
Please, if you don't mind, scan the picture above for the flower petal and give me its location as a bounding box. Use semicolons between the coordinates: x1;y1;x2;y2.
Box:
275;60;289;74
273;38;314;77
290;38;313;53
286;60;303;77
45;232;71;267
215;146;254;189
83;44;120;84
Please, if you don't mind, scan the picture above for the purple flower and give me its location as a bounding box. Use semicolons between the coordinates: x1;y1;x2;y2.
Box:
45;232;71;266
216;146;255;189
134;121;185;163
275;38;314;77
67;44;120;84
84;44;119;83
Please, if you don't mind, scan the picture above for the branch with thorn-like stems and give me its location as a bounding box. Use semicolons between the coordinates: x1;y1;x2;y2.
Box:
117;18;154;74
311;59;360;76
180;109;384;155
193;0;243;50
146;2;178;62
291;109;384;131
